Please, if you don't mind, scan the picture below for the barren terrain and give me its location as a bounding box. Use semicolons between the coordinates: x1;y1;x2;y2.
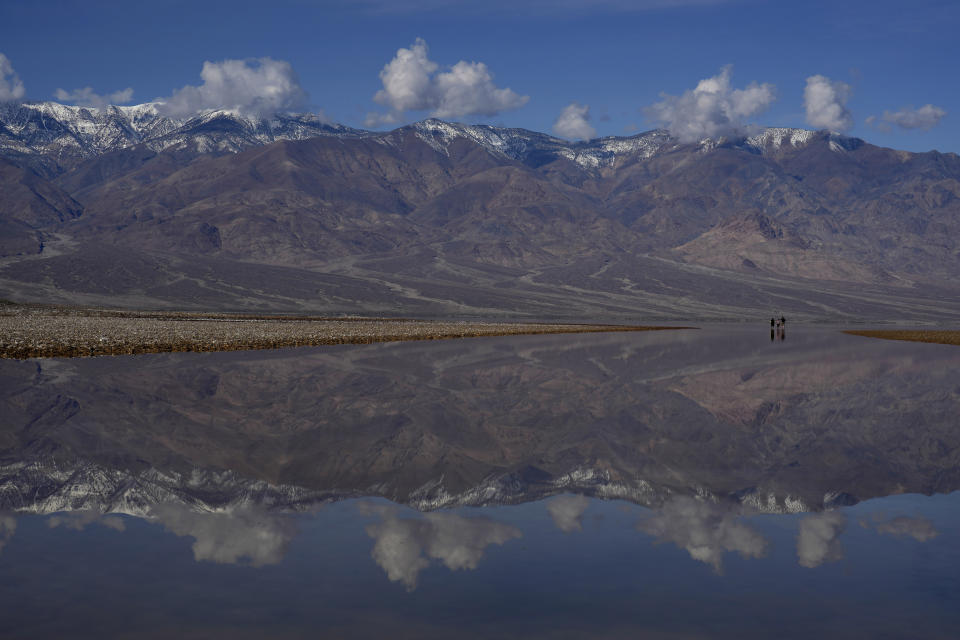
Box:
0;304;685;358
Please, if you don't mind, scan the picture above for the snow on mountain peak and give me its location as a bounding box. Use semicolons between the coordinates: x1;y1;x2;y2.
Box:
745;127;816;151
405;118;671;169
0;99;869;178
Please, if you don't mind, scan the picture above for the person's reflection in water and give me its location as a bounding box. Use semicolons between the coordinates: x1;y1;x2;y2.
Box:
771;327;775;341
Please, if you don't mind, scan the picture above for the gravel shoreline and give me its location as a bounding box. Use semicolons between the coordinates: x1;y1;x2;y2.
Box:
0;306;690;359
844;329;960;346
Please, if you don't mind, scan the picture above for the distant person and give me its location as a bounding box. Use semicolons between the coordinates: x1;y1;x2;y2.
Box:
781;315;786;327
771;317;775;328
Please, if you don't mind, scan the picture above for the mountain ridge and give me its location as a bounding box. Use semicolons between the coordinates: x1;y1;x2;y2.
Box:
1;101;959;320
2;100;885;175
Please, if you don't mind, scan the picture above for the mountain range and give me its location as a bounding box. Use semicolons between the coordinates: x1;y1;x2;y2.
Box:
2;101;960;320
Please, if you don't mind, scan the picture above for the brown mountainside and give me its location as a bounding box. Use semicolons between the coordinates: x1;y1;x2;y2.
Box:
1;118;959;320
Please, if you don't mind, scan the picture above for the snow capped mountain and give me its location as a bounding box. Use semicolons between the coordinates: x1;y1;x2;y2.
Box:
398;118;672;169
742;127;861;154
0;99;842;177
0;100;366;174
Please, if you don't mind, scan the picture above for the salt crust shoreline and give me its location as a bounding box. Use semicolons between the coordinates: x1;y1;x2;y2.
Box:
844;330;960;346
0;306;690;359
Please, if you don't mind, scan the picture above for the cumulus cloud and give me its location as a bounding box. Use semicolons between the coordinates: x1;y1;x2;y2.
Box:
0;514;15;554
636;497;768;572
0;53;25;102
645;65;776;143
867;104;946;132
151;503;297;567
804;75;853;133
53;86;134;110
865;515;939;542
47;510;126;532
796;511;846;568
547;495;591;532
366;38;528;126
365;511;521;590
553;102;597;140
157;57;307;118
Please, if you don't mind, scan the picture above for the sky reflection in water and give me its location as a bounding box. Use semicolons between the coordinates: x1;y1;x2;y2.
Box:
1;326;958;638
0;492;957;639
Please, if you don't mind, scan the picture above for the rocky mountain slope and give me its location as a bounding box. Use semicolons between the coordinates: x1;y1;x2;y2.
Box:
1;102;959;320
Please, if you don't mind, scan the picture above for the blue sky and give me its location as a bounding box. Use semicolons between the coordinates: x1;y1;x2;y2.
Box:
1;0;957;152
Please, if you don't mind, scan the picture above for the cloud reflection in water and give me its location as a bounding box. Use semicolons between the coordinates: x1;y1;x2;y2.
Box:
868;515;939;542
797;511;846;568
636;496;768;572
47;510;126;532
364;507;521;590
150;503;298;567
547;495;591;533
0;514;15;554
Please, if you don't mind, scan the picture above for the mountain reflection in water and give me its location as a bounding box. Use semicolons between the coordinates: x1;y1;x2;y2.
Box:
1;326;958;638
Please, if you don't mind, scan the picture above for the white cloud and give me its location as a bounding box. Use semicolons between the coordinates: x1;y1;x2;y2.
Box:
0;514;15;554
553;102;597;140
645;65;776;143
367;38;528;126
374;38;438;113
157;57;307;118
869;104;946;131
796;511;846;568
803;75;853;133
53;86;134;110
636;497;768;572
0;53;25;102
432;60;528;118
365;511;521;590
547;494;591;532
151;503;297;567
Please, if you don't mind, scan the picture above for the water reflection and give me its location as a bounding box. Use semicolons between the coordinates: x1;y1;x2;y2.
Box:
150;503;298;567
636;496;768;572
47;510;125;532
546;495;590;533
796;511;846;568
0;492;956;638
2;327;959;517
362;505;522;590
0;327;958;636
862;514;939;542
0;514;14;553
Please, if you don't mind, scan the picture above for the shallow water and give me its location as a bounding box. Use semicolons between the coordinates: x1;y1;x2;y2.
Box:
1;325;958;638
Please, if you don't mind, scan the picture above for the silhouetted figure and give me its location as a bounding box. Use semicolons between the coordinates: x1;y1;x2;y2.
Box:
781;315;786;328
771;317;776;329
